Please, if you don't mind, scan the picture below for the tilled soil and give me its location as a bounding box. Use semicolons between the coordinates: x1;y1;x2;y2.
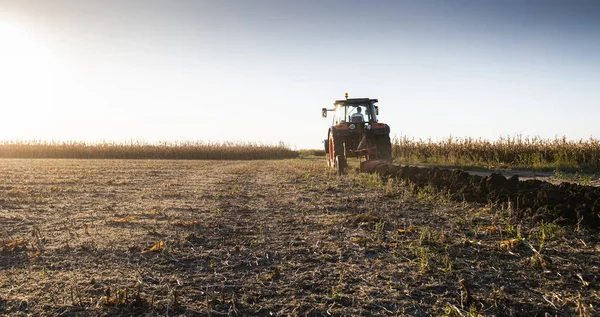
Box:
374;165;600;228
0;159;598;316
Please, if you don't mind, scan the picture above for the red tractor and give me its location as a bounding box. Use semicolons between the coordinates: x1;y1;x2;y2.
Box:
322;94;392;174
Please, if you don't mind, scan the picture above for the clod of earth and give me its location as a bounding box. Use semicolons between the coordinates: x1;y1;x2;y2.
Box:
373;165;600;228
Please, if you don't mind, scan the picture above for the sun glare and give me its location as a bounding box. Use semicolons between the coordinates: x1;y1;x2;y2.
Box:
0;20;39;73
0;20;62;140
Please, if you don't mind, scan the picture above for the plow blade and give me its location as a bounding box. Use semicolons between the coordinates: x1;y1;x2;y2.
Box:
360;159;394;173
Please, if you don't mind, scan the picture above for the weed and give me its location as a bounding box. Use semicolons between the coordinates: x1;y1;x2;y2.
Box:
529;253;549;269
440;253;453;272
383;178;398;197
417;186;436;202
374;221;385;239
540;222;564;240
413;246;431;272
419;226;432;246
531;222;563;253
229;185;243;196
353;173;384;189
330;287;344;300
554;171;595;185
504;222;522;240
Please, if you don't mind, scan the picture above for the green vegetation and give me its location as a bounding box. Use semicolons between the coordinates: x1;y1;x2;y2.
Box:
0;140;298;160
393;135;600;172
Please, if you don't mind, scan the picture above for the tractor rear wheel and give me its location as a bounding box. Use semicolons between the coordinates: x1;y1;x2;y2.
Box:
376;135;393;160
335;155;347;175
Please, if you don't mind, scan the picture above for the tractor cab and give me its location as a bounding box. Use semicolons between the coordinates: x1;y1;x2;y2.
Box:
325;98;379;125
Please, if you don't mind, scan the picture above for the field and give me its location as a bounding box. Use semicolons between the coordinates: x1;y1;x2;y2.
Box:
1;158;598;316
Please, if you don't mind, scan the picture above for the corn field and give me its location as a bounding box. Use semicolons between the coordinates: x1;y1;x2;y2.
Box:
0;140;298;160
392;135;600;171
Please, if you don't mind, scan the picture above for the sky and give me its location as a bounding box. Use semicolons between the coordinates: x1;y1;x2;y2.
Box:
0;0;599;149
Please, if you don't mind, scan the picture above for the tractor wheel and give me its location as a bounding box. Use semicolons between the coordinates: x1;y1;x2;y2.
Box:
335;155;347;175
376;135;393;160
329;131;345;168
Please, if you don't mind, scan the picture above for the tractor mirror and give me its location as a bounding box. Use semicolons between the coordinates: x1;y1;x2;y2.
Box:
322;108;327;118
375;106;379;115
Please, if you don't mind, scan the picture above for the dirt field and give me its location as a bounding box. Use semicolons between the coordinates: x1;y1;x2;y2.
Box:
0;159;598;316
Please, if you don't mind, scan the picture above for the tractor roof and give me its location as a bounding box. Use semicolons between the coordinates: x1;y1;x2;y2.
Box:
334;98;378;106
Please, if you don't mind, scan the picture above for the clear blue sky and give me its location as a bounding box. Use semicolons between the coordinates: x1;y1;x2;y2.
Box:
1;0;599;149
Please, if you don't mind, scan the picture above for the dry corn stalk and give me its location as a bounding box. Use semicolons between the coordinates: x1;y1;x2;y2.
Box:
141;241;165;254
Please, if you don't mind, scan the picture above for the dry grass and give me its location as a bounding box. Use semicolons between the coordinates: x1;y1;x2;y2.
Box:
0;158;597;316
0;140;298;160
298;149;326;157
393;135;600;172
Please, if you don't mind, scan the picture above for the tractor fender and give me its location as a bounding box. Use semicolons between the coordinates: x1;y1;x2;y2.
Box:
374;124;391;135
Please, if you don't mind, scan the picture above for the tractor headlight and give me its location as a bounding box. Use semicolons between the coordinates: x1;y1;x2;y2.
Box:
349;124;356;130
366;124;372;130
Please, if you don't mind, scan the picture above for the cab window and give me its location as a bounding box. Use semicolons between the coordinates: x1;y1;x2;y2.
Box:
334;105;347;124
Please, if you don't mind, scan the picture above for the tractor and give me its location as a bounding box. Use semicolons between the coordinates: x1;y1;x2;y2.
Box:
322;94;392;174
